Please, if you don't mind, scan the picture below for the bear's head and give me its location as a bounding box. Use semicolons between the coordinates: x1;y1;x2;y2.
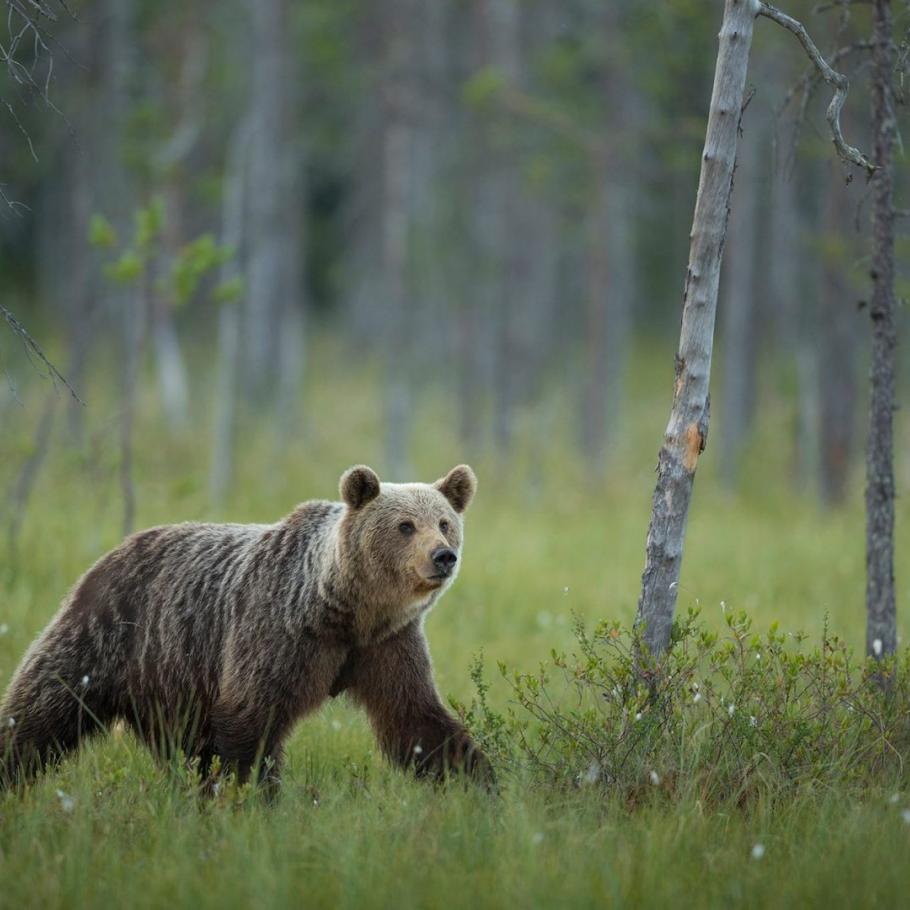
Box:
337;464;477;624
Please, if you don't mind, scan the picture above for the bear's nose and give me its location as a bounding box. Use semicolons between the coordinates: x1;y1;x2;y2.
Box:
431;547;458;575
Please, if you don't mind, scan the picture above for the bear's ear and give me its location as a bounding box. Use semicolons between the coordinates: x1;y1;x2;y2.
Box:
434;464;477;513
340;465;381;509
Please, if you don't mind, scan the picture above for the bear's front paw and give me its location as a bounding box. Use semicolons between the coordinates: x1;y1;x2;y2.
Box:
421;732;495;789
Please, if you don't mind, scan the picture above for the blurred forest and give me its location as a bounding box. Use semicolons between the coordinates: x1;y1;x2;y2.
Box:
0;0;907;524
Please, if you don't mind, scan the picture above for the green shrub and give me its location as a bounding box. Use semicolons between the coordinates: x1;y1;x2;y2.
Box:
459;608;910;805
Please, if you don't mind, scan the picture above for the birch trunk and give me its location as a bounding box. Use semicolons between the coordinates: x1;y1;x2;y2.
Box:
635;0;759;658
865;0;897;660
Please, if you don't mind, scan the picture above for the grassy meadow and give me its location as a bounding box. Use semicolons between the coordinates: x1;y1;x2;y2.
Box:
1;338;909;908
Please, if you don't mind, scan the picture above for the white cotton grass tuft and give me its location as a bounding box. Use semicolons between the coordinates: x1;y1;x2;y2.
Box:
751;843;765;860
562;586;570;595
531;832;545;846
692;692;702;704
750;716;757;728
56;789;75;813
413;745;423;755
331;719;342;731
889;793;901;805
6;717;14;728
0;623;8;635
728;704;736;717
81;675;90;687
902;809;910;826
634;712;643;721
649;770;660;786
872;639;883;657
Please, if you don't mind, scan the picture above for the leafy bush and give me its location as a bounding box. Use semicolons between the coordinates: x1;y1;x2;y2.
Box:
458;608;910;805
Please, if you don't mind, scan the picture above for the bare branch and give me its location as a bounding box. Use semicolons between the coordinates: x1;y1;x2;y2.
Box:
0;303;83;404
759;2;877;174
813;0;871;12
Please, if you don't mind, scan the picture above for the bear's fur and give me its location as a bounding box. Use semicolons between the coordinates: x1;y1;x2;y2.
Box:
0;464;491;792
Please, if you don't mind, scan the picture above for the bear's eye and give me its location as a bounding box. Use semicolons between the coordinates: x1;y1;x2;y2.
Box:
398;520;416;536
439;519;450;534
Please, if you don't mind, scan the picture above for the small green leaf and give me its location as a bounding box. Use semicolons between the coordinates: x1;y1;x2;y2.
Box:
89;214;118;249
104;251;143;285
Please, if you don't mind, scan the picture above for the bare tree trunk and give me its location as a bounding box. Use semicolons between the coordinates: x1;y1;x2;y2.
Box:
817;165;858;506
4;393;57;557
719;125;759;488
152;300;190;431
481;0;521;457
243;0;304;406
865;0;897;660
380;0;417;480
635;0;759;658
581;163;634;467
209;125;249;509
120;261;152;537
580;156;611;465
769;157;820;487
149;27;207;435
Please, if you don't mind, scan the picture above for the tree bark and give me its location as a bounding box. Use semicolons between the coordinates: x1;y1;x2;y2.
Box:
865;0;897;660
817;165;858;507
380;0;414;480
243;0;304;405
210;124;250;509
635;0;759;658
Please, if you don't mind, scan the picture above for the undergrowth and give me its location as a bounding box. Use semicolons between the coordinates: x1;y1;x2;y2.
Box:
459;608;910;806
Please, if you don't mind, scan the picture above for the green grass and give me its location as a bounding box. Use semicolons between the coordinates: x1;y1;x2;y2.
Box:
1;338;909;908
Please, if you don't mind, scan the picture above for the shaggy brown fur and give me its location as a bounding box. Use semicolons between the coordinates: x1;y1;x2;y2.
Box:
0;465;491;792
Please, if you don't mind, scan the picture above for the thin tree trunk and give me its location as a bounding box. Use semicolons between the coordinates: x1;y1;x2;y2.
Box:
482;0;521;457
210;124;250;508
152;307;190;431
243;0;304;405
5;393;57;558
817;165;858;507
381;0;415;480
719;125;759;488
635;0;759;659
382;115;412;480
581;157;611;465
120;262;152;537
865;0;897;660
769;158;820;487
581;162;634;467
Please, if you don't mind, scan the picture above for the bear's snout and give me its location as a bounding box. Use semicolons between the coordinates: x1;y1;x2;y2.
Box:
431;547;458;577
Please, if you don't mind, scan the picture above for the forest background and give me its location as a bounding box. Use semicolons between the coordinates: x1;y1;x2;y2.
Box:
1;1;909;907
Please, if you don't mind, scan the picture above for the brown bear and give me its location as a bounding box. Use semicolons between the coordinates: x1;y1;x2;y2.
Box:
0;464;491;792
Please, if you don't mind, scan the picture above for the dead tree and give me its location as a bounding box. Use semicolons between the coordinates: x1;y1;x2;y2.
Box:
865;0;897;660
635;0;874;659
